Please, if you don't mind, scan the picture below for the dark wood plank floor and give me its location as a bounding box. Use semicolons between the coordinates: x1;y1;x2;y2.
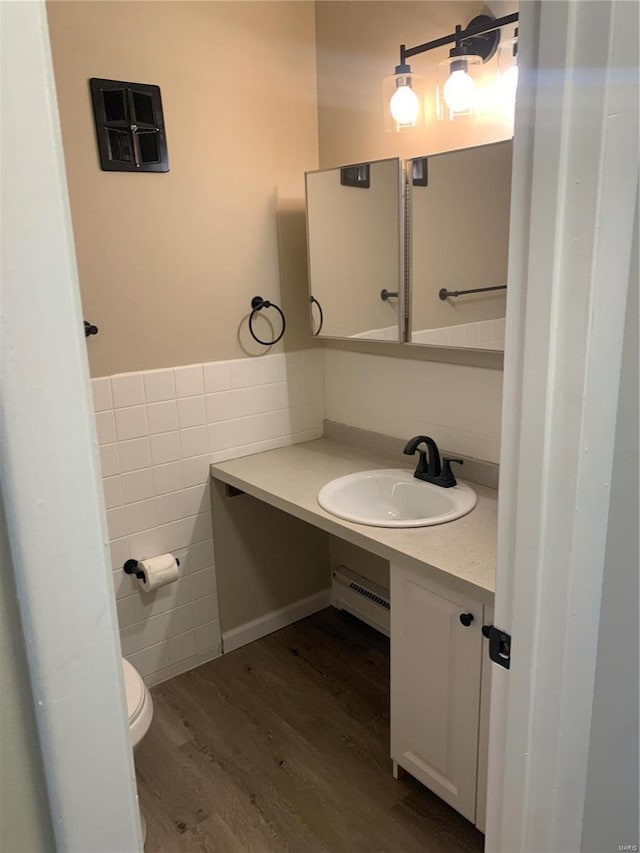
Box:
136;608;484;853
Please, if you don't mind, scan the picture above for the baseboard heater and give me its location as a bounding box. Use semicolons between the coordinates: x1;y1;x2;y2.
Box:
331;566;390;637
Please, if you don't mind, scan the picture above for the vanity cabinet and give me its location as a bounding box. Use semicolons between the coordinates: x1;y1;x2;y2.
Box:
210;440;498;829
390;560;490;825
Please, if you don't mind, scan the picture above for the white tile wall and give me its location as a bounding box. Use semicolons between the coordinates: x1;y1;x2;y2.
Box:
93;348;325;686
352;325;399;341
324;349;503;463
96;345;498;687
412;318;506;351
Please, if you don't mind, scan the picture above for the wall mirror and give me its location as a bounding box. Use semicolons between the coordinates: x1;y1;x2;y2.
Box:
408;139;512;351
305;157;403;341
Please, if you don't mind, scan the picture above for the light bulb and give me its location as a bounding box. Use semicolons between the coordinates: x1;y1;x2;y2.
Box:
500;64;519;102
390;84;419;125
443;69;476;114
498;31;519;105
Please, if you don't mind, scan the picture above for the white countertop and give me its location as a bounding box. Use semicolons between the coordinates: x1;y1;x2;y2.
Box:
210;439;497;603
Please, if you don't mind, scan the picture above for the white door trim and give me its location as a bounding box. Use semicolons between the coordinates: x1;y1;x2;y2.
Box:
1;2;142;849
486;2;639;851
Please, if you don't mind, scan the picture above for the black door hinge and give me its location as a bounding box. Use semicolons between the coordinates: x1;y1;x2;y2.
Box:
482;625;511;669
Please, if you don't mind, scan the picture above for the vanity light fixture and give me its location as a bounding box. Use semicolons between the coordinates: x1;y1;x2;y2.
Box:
384;11;519;130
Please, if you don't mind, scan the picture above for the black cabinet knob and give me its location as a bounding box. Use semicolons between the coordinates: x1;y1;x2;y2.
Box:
459;612;474;627
84;320;98;338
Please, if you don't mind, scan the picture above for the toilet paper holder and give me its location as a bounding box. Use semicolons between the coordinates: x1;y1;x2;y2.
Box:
123;557;180;580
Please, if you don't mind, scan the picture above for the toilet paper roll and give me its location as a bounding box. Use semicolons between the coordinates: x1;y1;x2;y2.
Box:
137;554;179;593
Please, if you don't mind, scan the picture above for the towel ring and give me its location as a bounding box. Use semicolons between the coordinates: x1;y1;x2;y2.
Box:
310;296;323;336
249;296;286;346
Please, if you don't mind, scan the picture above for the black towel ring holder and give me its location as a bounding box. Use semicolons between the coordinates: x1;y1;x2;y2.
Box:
249;296;286;346
310;296;323;336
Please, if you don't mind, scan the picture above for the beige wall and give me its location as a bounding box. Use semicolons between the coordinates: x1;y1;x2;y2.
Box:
211;480;330;632
0;495;54;853
330;536;390;591
47;1;319;377
314;1;516;169
46;0;516;378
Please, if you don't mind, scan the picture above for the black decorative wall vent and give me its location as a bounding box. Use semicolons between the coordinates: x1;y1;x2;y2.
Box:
90;78;169;173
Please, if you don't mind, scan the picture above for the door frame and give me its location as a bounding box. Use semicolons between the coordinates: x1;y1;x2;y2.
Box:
2;1;637;851
1;2;142;849
486;2;638;851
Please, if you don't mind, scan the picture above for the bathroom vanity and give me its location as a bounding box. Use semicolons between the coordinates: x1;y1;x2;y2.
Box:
210;434;496;831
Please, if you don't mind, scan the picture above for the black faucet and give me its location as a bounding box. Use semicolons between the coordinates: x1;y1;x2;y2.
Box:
403;435;463;488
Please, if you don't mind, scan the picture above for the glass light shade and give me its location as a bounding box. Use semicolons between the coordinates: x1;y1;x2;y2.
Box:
383;71;425;132
436;54;482;120
497;36;519;103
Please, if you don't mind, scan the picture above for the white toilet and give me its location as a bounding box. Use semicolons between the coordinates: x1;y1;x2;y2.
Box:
122;658;154;843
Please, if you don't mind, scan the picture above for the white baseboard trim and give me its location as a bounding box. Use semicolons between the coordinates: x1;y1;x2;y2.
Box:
222;589;332;654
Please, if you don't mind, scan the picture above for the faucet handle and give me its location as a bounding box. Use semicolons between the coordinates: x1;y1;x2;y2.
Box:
414;449;429;476
440;457;464;487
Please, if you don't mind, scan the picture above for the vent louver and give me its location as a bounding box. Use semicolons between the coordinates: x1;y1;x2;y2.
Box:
107;128;133;163
137;131;160;164
132;91;155;125
348;581;391;610
103;89;126;122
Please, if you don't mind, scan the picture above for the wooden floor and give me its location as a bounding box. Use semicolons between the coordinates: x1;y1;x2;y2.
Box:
136;608;484;853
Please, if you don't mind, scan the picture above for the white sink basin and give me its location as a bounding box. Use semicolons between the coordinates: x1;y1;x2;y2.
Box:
317;469;477;528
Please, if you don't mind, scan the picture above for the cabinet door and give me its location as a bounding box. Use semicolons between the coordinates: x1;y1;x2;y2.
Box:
390;562;483;822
